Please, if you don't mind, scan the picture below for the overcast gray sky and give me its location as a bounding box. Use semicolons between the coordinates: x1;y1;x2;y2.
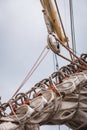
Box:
0;0;87;130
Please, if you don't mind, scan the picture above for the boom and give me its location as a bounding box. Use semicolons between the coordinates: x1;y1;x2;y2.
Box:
40;0;68;43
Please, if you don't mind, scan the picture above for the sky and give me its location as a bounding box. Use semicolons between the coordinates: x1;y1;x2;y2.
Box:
0;0;87;130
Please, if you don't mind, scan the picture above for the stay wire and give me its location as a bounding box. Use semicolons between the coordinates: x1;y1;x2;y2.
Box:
55;54;59;71
54;0;73;61
53;53;56;72
11;46;49;99
53;53;59;72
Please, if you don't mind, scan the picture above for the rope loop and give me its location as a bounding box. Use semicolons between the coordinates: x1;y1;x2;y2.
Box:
15;93;29;106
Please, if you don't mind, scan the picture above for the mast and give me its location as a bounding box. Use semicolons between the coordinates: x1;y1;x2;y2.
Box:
69;0;76;59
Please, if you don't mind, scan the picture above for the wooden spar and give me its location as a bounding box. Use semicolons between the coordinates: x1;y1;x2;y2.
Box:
40;0;68;43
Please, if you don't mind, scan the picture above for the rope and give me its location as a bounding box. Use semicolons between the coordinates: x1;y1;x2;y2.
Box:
56;38;87;68
48;39;86;70
48;27;87;69
11;46;49;99
9;102;24;129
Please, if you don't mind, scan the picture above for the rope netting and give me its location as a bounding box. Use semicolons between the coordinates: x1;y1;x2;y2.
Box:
0;54;87;130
